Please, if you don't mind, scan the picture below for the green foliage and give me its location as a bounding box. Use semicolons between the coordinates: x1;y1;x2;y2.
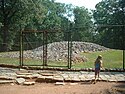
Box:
93;0;125;49
0;0;46;51
0;0;124;51
0;0;94;51
72;7;94;42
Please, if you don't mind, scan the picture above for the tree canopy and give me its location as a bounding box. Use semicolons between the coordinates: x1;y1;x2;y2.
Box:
72;6;93;41
0;0;124;51
93;0;125;49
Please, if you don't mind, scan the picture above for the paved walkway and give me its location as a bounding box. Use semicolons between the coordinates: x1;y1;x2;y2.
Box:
0;67;125;85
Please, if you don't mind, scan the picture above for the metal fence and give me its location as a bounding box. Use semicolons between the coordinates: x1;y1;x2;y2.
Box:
0;29;124;70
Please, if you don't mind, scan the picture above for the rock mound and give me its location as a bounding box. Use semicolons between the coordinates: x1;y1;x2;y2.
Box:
33;41;109;62
0;41;109;62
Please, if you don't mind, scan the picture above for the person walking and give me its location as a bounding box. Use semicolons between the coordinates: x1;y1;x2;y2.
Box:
94;55;103;83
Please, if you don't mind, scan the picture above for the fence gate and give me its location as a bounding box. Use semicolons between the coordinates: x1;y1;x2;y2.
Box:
20;30;72;69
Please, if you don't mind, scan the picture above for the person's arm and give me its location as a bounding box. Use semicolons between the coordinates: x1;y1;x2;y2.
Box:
100;60;103;68
94;61;96;67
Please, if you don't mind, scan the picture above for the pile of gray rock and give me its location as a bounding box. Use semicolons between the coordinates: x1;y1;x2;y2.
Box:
0;41;109;62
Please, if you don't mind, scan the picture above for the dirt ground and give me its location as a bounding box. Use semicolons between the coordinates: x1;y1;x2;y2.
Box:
0;82;125;94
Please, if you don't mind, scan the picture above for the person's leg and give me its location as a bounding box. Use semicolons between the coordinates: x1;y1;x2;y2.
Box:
97;71;100;78
95;74;97;80
95;69;97;79
94;69;98;83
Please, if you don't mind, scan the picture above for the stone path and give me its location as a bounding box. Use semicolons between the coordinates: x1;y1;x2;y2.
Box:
0;67;125;85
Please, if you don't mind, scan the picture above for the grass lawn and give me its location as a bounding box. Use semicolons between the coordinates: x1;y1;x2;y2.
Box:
72;49;123;69
0;49;124;69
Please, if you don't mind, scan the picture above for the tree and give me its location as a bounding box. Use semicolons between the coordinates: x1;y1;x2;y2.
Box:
0;0;96;51
73;6;94;42
93;0;125;49
0;0;45;51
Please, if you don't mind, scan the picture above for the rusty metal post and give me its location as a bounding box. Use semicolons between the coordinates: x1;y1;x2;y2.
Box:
19;28;22;67
67;31;70;69
69;31;72;69
68;28;72;69
123;46;124;70
70;23;73;69
22;32;24;66
43;31;48;68
123;26;125;70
